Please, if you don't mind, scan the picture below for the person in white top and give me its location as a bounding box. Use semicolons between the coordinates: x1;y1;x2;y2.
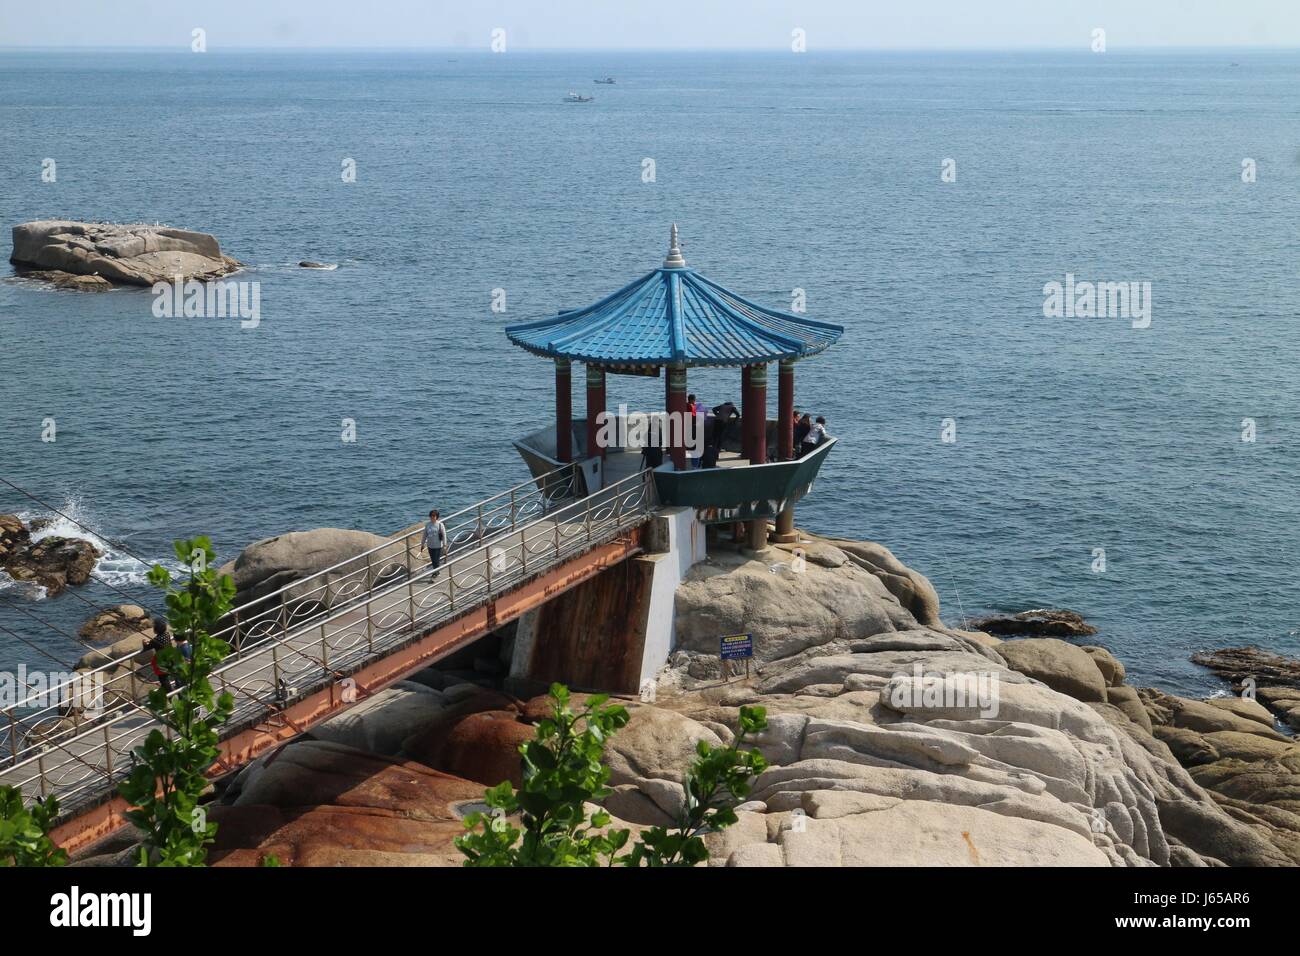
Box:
800;416;829;457
421;509;448;577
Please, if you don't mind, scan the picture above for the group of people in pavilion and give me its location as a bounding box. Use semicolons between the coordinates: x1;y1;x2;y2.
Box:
642;394;829;470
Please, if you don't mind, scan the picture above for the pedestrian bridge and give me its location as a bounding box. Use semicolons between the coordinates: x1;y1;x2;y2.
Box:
0;464;658;853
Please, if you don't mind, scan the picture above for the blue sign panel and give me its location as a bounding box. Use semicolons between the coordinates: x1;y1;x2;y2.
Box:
720;633;753;660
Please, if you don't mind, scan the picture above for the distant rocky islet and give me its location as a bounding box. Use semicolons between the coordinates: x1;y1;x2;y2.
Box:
7;219;344;291
9;220;241;290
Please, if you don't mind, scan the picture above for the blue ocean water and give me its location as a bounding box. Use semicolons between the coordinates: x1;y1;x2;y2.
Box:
1;49;1297;695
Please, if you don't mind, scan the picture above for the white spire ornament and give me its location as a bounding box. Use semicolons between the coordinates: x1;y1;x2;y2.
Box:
663;223;686;268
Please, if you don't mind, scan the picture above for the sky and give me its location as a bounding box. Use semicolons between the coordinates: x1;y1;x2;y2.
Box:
0;0;1292;50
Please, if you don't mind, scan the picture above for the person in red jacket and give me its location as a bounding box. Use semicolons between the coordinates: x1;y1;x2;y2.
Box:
148;617;174;693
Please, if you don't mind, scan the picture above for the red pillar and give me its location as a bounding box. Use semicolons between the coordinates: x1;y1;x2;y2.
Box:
774;358;796;541
585;364;606;459
750;363;768;465
667;363;688;470
778;358;794;461
555;358;572;463
740;365;753;462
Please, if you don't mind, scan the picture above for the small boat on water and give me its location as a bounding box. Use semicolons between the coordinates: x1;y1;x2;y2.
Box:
594;77;616;84
564;91;594;103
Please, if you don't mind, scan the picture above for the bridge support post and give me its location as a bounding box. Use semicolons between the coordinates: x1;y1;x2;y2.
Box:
668;363;688;471
585;364;606;459
774;358;797;542
555;358;572;463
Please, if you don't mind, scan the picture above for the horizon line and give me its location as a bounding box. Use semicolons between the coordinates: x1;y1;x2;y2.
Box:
1;43;1298;53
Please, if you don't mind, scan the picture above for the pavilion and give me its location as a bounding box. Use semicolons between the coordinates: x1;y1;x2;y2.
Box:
505;226;844;550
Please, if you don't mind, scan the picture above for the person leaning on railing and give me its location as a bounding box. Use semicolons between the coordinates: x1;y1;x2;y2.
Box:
794;413;812;454
148;617;174;692
800;416;829;458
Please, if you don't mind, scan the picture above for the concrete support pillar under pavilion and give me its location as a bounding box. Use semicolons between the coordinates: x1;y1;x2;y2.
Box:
774;357;797;542
585;364;606;459
555;358;572;463
667;363;688;471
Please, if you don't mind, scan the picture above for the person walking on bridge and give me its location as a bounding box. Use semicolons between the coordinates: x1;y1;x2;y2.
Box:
422;509;448;578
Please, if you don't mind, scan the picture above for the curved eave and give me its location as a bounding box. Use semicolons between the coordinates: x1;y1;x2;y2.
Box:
503;266;845;367
503;338;838;368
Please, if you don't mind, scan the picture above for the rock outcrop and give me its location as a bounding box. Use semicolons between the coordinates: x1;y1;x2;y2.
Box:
652;537;1293;866
672;538;916;670
210;741;484;867
968;608;1098;638
90;531;1300;869
11;220;240;287
0;514;30;563
17;270;112;291
996;637;1108;702
0;515;100;597
1191;647;1300;730
216;527;393;608
77;604;154;644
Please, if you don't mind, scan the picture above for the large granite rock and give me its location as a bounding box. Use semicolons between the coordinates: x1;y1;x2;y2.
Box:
997;638;1109;703
648;629;1292;866
819;537;942;627
211;740;482;867
217;527;392;608
673;543;912;666
418;709;534;788
10;220;240;287
308;681;449;757
643;535;1293;866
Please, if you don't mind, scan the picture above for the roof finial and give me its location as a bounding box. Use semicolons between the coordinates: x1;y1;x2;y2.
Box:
663;223;686;268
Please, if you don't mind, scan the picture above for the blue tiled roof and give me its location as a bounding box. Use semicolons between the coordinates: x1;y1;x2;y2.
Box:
505;265;843;367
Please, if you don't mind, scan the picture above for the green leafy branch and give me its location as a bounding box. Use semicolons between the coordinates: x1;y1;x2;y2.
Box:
0;787;66;867
455;684;767;867
118;535;236;867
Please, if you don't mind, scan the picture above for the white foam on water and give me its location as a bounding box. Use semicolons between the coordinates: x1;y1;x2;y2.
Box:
0;567;47;601
17;497;179;591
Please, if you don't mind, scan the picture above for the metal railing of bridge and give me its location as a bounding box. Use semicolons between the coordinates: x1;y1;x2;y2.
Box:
0;467;657;812
1;461;584;767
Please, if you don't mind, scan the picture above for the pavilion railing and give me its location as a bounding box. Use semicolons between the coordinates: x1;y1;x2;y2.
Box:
0;461;583;768
0;468;657;810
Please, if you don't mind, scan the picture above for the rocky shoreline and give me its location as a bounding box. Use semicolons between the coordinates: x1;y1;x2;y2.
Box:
42;522;1300;867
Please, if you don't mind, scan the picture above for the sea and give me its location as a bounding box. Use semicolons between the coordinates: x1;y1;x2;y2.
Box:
1;48;1298;696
